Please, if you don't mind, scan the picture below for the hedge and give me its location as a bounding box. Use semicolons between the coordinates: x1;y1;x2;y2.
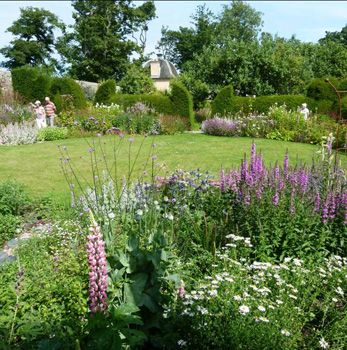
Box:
11;66;50;103
170;81;195;127
212;95;335;116
110;94;174;115
94;79;116;105
306;76;339;102
50;77;87;110
211;85;234;117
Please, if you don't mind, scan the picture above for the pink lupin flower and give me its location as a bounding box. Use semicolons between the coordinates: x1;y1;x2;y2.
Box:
87;213;108;315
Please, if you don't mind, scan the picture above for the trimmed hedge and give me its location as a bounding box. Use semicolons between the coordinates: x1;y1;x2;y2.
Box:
170;81;194;126
306;76;339;102
211;85;234;117
213;95;334;116
50;77;87;110
94;79;116;105
11;66;50;103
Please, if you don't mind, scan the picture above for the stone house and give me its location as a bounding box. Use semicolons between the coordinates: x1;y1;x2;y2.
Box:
143;54;179;91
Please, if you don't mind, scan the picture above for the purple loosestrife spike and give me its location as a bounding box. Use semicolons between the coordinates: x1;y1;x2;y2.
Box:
220;169;225;193
87;212;108;315
315;192;321;213
250;141;256;176
283;150;289;173
272;192;279;206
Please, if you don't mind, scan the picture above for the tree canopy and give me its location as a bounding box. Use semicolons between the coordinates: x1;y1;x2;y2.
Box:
0;7;65;70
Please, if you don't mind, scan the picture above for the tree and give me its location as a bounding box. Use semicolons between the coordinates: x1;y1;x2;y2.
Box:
216;0;263;45
157;4;217;68
59;0;156;82
319;24;347;46
0;7;65;70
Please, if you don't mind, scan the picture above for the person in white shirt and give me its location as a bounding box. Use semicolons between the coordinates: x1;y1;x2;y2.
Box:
300;103;310;120
34;101;47;128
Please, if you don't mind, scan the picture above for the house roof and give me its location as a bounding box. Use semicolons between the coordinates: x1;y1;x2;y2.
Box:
143;58;179;79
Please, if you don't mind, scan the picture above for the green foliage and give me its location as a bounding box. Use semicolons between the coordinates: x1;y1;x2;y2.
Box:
59;1;156;82
0;7;65;71
179;72;210;109
306;76;340;101
170;80;195;127
211;85;234;117
0;181;30;216
94;79;116;105
111;112;159;135
11;66;51;103
0;213;21;246
37;127;68;141
118;65;155;95
50;77;87;110
158;115;189;135
111;94;174;115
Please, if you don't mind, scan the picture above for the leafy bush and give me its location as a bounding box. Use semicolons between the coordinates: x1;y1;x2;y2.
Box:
111;103;160;134
170;80;195;127
37;126;68;141
179;73;210;109
158;115;189;135
118;65;155;95
111;94;174;115
211;85;234;117
11;66;51;103
194;108;211;123
94;79;116;105
0;213;21;246
50;77;87;110
0;180;30;216
0;121;38;146
306;76;339;101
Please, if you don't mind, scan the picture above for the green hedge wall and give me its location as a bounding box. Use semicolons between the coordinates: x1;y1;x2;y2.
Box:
11;66;50;103
94;79;116;105
170;81;195;126
50;77;87;110
306;76;339;102
211;85;234;117
110;94;174;115
213;95;334;116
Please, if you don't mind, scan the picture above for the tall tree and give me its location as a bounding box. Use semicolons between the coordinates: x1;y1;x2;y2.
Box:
216;0;263;45
0;7;65;70
319;24;347;46
157;4;217;68
58;0;156;82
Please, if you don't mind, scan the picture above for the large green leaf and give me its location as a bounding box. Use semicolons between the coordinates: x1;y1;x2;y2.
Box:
124;273;147;306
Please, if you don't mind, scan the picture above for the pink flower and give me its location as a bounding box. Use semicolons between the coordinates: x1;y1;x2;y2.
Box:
86;219;108;315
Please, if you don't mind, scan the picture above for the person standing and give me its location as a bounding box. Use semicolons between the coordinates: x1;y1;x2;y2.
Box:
44;97;57;127
300;103;310;120
34;101;47;128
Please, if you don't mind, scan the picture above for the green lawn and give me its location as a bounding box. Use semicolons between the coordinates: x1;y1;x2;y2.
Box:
0;134;336;201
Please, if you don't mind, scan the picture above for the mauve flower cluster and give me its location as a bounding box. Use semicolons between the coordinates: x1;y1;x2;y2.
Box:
202;115;275;138
87;221;108;314
202;117;240;137
215;142;347;224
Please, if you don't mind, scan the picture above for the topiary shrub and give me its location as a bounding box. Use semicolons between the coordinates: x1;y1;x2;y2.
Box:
110;94;174;115
118;65;155;95
306;76;339;102
11;66;51;103
50;77;87;110
211;85;234;117
94;79;116;105
339;78;347;92
170;80;195;127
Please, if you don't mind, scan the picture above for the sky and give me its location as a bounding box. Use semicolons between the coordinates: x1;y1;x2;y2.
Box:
0;1;346;69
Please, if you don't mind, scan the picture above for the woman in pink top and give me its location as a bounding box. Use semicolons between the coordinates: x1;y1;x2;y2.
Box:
34;101;47;128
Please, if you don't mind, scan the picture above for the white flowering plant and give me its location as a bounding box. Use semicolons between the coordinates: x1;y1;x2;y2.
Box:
170;235;347;349
0;121;38;146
